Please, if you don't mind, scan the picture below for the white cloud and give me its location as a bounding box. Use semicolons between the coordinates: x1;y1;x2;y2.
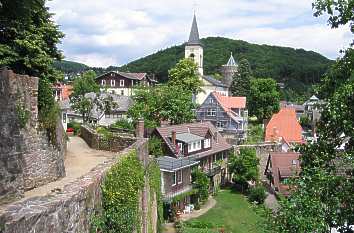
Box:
47;0;352;67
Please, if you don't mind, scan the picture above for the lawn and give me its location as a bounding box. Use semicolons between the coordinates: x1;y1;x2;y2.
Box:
183;189;265;233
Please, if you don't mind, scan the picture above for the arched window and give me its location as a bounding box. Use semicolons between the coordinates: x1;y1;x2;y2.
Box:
189;53;195;61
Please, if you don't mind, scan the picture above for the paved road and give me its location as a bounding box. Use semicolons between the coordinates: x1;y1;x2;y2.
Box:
24;136;115;198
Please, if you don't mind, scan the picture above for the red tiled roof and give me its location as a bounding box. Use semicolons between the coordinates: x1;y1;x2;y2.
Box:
265;108;303;144
213;92;246;109
265;152;301;196
155;122;232;159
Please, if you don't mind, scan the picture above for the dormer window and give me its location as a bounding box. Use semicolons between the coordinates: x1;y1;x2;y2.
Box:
188;140;201;152
204;138;211;148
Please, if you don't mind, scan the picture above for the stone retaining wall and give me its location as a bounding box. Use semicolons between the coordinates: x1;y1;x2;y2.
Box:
80;125;136;152
234;142;282;181
0;69;66;204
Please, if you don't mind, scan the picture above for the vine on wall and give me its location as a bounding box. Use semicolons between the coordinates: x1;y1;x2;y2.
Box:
147;160;163;232
91;150;145;233
15;103;30;128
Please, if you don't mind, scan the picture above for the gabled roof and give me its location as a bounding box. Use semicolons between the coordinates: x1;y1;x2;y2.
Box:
96;71;147;81
155;122;231;158
264;152;301;195
213;92;246;109
187;14;202;46
203;75;228;88
265;108;303;144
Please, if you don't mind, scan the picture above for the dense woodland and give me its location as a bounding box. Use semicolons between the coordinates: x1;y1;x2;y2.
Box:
54;37;333;102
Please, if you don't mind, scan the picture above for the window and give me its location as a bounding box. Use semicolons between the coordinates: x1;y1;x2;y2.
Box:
121;90;124;95
120;80;124;87
62;113;66;123
172;172;177;186
110;80;115;87
177;143;184;154
209;98;214;104
207;109;216;116
204;138;211;148
177;170;182;184
188;140;201;152
101;80;106;86
217;121;225;128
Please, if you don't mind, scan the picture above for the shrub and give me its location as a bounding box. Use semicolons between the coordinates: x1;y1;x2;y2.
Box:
66;127;74;132
192;169;209;202
111;118;134;131
67;121;81;135
248;186;267;204
149;136;164;157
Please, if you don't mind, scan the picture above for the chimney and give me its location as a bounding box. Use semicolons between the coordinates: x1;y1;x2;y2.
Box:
171;130;176;146
136;118;144;138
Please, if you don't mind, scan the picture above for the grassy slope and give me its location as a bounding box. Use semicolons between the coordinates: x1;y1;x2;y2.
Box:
185;189;264;233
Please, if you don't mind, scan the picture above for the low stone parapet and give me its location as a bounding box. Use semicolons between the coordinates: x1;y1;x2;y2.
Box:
80;125;136;152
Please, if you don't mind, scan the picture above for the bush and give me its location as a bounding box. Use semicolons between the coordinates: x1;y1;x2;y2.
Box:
149;136;164;157
111;118;134;131
192;169;209;202
248;186;267;204
67;121;81;135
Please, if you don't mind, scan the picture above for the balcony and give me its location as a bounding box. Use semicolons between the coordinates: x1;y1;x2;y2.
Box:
206;164;222;177
163;185;194;202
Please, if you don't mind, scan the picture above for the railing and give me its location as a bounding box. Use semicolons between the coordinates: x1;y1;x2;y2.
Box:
163;185;194;201
206;164;222;177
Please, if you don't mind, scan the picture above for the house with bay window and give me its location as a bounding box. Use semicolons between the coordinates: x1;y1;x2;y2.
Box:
95;71;157;96
196;92;248;144
154;122;232;211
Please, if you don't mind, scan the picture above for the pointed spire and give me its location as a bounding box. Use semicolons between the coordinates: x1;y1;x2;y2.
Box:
187;14;202;46
226;52;237;66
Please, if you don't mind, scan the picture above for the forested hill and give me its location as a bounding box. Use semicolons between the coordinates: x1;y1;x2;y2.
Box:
53;60;89;74
119;37;333;101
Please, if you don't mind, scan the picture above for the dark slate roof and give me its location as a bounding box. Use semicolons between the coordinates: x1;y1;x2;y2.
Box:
176;133;204;143
187;14;202;46
156;156;199;172
203;75;228;88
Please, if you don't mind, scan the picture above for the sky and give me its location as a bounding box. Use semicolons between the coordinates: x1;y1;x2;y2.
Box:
47;0;352;68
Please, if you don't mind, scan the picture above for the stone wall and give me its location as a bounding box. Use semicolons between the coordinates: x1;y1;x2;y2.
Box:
0;137;158;233
80;124;136;152
0;69;66;204
234;142;282;181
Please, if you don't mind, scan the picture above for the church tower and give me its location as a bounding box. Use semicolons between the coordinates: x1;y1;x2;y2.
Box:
185;14;204;75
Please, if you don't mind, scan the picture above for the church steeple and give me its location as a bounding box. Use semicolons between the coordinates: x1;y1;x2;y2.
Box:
185;14;204;75
187;14;202;46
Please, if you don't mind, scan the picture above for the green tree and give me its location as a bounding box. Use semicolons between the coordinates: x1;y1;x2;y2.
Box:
313;0;354;34
0;0;64;133
148;136;164;158
167;58;202;94
270;1;354;232
248;78;280;122
191;168;209;202
128;85;196;128
230;58;252;97
70;71;100;123
229;148;259;191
